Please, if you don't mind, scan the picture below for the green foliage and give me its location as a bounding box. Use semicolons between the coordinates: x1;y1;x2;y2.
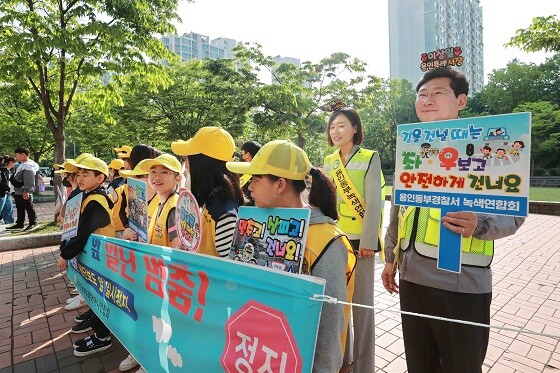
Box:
358;77;418;171
514;101;560;169
0;0;182;166
532;168;546;176
549;168;560;176
506;15;560;53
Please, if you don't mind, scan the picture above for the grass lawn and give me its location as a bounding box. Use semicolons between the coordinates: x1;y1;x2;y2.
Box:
529;187;560;202
384;186;560;202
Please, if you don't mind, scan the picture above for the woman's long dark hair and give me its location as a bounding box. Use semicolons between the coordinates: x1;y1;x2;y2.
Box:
266;167;338;220
188;153;244;206
1;155;16;167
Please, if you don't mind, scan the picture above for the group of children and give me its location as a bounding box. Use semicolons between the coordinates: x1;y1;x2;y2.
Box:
56;126;356;372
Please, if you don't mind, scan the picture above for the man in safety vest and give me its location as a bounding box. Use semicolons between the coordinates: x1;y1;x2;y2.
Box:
381;67;525;373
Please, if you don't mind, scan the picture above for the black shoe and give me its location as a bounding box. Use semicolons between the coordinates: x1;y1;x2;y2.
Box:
71;318;93;333
6;224;24;230
74;309;93;323
24;223;38;231
73;334;112;356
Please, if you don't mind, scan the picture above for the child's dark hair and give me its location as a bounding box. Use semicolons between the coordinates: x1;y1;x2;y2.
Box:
265;167;338;220
1;155;16;166
130;144;162;169
188;153;244;206
241;141;262;158
78;168;107;182
326;108;364;147
416;67;469;97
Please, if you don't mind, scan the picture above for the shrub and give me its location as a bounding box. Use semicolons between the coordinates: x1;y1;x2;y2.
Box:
549;168;560;176
532;168;547;176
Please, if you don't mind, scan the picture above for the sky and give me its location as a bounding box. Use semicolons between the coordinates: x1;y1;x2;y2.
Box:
175;0;559;84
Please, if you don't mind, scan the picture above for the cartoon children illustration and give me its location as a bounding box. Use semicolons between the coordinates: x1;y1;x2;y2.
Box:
496;148;509;160
420;143;431;158
481;145;492;159
509;140;525;156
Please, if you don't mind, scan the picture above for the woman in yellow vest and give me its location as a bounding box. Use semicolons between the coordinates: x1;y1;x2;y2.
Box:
322;102;384;373
226;140;356;373
171;127;244;258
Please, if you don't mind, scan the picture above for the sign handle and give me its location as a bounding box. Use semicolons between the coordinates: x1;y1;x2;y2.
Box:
436;206;462;273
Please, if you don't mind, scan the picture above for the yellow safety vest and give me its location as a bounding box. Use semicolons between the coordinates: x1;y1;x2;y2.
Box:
111;184;127;232
81;194;115;237
397;207;494;267
147;194;160;224
324;148;386;250
148;194;179;247
304;222;356;355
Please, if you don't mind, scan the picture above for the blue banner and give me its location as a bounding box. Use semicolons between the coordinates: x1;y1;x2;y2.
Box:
67;235;325;372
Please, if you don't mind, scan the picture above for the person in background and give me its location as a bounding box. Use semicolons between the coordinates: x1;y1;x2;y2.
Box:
226;140;356;372
171;126;243;258
322;102;384;373
0;155;16;225
239;140;262;205
381;67;525;373
6;147;39;231
107;158;126;238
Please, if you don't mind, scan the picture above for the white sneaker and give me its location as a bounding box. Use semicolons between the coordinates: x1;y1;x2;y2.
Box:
119;353;139;371
66;294;82;304
136;367;147;373
64;295;87;310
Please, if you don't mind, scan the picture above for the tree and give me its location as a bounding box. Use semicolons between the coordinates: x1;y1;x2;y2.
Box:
358;77;418;172
235;44;366;162
514;101;560;169
475;60;546;114
0;85;54;161
506;15;560;53
0;0;181;195
113;58;260;149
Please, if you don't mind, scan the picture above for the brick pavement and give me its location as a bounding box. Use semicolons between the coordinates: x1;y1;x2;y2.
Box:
1;206;559;372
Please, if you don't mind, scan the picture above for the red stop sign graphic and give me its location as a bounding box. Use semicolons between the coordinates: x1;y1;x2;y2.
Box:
221;300;302;373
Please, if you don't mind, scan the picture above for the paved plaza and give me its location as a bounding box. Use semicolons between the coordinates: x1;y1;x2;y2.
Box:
1;201;559;372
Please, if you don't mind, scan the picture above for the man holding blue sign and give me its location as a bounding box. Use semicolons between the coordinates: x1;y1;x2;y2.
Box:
381;67;525;373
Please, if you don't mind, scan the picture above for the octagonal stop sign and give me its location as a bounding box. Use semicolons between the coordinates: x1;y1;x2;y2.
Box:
221;300;302;373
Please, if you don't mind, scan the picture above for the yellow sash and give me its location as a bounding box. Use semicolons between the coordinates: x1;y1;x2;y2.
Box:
239;174;252;188
331;151;366;223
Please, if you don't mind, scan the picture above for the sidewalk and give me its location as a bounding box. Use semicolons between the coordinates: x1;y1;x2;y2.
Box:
1;208;560;372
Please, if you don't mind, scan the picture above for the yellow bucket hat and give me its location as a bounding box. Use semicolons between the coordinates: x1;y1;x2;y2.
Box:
171;126;235;162
75;156;109;177
139;153;182;174
56;153;94;174
114;145;132;159
119;159;150;178
108;158;125;170
226;140;311;181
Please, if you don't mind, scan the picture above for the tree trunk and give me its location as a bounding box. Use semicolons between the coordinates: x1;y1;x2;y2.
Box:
297;131;306;150
53;127;66;207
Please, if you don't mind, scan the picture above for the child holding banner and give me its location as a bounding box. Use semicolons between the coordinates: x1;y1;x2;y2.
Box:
171;126;244;257
322;102;385;373
381;67;526;373
56;156;116;357
137;153;183;249
226;140;356;373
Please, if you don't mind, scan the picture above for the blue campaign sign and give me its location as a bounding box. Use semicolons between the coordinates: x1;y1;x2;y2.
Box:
67;235;325;372
394;113;531;272
127;178;148;242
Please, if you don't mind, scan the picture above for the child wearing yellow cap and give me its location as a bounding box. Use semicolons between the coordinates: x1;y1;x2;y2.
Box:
56;156;116;357
172;126;244;258
139;153;183;249
226;140;355;372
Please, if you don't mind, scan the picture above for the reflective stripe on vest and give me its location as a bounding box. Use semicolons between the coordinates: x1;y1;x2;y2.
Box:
199;205;218;257
111;184;126;231
81;194;115;237
148;194;178;247
397;207;494;267
305;222;356;354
